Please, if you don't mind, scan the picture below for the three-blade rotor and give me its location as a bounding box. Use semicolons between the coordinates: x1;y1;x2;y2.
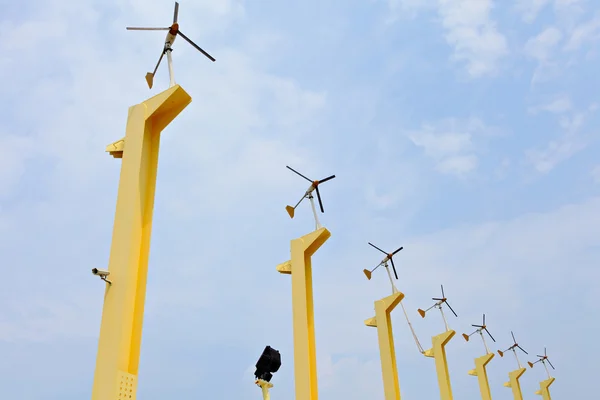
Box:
285;165;335;219
462;313;496;342
418;284;458;318
528;347;555;370
126;1;216;88
363;242;403;280
498;331;528;357
432;284;458;317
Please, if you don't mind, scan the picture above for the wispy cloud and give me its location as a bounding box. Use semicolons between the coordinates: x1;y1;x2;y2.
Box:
524;26;564;83
526;103;598;173
407;118;497;177
528;94;572;114
515;0;552;23
564;12;600;51
382;0;508;77
437;0;509;77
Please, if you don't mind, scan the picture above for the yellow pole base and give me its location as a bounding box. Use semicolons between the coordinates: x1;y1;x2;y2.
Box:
467;353;494;400
365;291;404;400
277;227;331;400
91;85;191;400
503;367;526;400
256;379;274;400
423;330;455;400
535;377;555;400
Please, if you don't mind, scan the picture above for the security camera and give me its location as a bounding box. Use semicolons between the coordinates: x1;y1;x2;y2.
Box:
92;268;109;277
92;268;112;284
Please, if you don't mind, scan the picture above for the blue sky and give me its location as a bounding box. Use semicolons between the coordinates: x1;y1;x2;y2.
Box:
0;0;599;399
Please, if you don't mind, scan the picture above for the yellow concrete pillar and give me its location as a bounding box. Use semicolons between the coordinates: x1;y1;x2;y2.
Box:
535;377;555;400
423;330;456;400
91;85;191;400
503;368;526;400
365;292;404;400
468;353;495;400
277;227;331;400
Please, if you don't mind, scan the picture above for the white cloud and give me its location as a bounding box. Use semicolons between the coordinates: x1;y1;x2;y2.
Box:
515;0;551;23
524;26;564;83
437;0;509;77
382;0;508;77
528;95;572;114
526;104;597;173
407;118;494;177
564;13;600;51
525;26;563;61
515;0;587;23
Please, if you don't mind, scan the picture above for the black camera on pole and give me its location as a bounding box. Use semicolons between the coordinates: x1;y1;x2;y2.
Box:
254;345;281;382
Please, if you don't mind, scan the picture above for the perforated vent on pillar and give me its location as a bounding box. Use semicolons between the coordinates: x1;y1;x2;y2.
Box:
117;371;137;399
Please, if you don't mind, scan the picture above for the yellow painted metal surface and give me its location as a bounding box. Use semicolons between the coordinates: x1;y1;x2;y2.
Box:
364;292;404;400
503;367;526;400
423;330;456;400
535;377;555;400
277;227;331;400
256;379;273;400
91;85;192;400
468;353;494;400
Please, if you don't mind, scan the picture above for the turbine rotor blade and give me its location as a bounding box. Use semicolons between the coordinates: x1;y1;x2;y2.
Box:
547;359;555;369
126;27;170;30
177;30;216;62
511;331;516;343
390;258;399;280
368;242;388;255
173;1;179;23
392;246;404;255
286;166;312;182
445;301;458;317
318;175;336;184
315;186;324;213
517;345;528;355
485;328;496;342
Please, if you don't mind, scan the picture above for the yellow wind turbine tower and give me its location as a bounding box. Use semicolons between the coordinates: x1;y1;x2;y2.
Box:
362;242;405;400
90;4;216;398
497;331;529;400
462;313;497;400
417;285;459;400
276;165;336;400
527;347;556;400
91;85;191;399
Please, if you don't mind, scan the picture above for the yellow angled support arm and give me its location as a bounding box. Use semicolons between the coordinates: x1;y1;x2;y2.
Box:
468;353;494;400
423;330;456;400
535;377;555;400
277;227;330;400
91;85;191;400
365;292;404;400
503;367;526;400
